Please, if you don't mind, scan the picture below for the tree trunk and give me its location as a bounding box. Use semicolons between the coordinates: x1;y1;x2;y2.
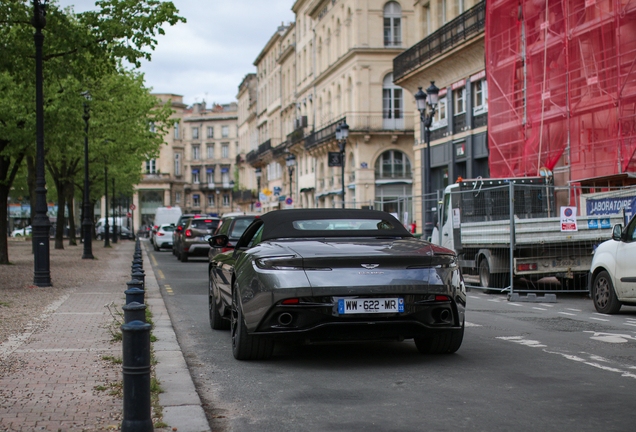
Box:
66;181;77;246
27;156;36;254
0;186;10;264
55;180;66;250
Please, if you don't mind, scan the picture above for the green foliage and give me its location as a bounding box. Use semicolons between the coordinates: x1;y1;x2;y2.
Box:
0;0;185;261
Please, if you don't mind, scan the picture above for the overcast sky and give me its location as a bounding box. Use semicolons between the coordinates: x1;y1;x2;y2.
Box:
55;0;295;107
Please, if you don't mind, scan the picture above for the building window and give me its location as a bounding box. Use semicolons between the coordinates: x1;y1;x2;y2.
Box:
145;159;156;174
454;87;466;115
174;122;180;139
207;195;214;207
175;191;181;203
207;144;214;159
472;78;488;115
221;170;230;186
222;143;229;158
192;127;199;139
174;153;181;176
383;2;402;47
432;97;448;129
192;145;200;160
382;73;404;129
207;126;214;138
192;169;200;184
222;125;229;138
375;150;412;179
149;122;156;133
192;194;200;207
206;169;214;185
223;194;230;207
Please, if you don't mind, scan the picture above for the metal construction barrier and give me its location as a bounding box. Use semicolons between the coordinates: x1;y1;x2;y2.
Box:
446;182;635;294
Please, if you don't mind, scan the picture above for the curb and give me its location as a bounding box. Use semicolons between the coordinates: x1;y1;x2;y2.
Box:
142;241;211;432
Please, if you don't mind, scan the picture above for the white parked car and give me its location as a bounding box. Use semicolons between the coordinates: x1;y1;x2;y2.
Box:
589;213;636;314
153;224;175;251
11;226;32;237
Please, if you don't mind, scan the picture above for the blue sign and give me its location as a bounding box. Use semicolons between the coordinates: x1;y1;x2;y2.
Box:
273;186;281;196
285;197;293;205
600;218;611;229
586;195;636;217
587;219;599;229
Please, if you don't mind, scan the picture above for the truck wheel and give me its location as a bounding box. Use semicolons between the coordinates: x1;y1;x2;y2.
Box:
479;258;509;290
592;271;621;314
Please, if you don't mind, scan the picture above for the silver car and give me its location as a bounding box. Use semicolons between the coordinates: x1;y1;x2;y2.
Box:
208;209;466;360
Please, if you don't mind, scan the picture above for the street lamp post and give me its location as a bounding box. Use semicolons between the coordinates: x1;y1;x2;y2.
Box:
286;154;296;202
414;81;439;240
104;163;110;247
81;92;94;259
335;122;349;209
32;0;52;286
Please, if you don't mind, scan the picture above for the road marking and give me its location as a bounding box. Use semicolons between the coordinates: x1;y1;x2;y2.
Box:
468;296;481;300
544;349;636;380
164;284;174;296
589;317;609;322
465;322;482;327
151;254;158;266
508;303;523;307
540;303;555;307
566;308;582;312
624;323;636;327
558;312;577;316
488;299;501;303
593;313;609;317
497;336;547;348
584;331;636;344
157;270;165;280
533;307;547;311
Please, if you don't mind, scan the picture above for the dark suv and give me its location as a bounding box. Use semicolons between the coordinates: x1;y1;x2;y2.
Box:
172;214;196;257
178;216;220;262
208;214;258;260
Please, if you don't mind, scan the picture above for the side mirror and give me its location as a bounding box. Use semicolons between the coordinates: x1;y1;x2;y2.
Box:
208;234;229;247
612;224;623;241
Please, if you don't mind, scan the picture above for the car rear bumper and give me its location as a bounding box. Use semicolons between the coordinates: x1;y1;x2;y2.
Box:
183;243;211;255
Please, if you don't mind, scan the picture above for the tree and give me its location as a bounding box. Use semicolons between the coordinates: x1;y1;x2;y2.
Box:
0;0;185;263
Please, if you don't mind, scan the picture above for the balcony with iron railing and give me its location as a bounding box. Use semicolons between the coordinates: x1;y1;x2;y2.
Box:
393;0;486;82
348;112;414;132
305;117;346;150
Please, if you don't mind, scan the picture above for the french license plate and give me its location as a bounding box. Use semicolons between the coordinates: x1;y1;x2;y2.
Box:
337;298;404;314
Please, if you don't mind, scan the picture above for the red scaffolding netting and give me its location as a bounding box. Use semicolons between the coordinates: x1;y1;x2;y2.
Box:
486;0;636;181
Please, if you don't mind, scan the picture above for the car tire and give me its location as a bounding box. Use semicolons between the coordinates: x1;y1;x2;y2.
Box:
592;270;622;314
231;283;274;360
414;320;464;354
153;241;159;251
209;270;230;330
180;250;188;262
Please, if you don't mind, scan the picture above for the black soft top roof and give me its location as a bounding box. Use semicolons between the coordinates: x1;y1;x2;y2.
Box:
256;209;412;241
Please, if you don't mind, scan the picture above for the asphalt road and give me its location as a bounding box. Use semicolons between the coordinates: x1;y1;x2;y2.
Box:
147;242;636;432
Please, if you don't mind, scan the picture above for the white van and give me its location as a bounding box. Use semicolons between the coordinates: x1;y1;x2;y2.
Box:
95;217;125;230
151;207;182;241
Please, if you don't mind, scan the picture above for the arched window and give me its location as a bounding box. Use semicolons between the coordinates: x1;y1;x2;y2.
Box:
384;2;402;47
383;73;404;129
375;150;411;179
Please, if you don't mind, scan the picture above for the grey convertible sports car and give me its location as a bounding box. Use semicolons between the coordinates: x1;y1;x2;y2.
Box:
207;208;466;360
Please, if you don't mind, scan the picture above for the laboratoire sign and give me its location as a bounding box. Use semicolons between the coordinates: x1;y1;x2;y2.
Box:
586;195;636;219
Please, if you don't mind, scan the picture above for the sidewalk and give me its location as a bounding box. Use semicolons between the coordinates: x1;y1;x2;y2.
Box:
0;239;209;432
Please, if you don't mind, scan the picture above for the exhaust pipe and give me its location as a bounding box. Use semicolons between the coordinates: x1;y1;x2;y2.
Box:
278;313;293;326
439;309;451;323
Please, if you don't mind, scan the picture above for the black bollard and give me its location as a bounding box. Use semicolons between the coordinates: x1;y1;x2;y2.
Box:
121;320;153;432
122;301;146;323
132;270;146;288
125;288;145;305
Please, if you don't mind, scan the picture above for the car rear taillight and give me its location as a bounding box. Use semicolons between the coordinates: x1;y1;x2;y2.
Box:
154;225;158;230
435;295;449;301
185;229;192;237
282;299;299;304
517;263;538;271
157;232;164;236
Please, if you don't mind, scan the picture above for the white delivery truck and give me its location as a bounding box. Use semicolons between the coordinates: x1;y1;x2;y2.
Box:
432;178;625;291
151;207;182;243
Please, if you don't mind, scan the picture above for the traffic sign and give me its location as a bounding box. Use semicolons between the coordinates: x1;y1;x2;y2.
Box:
285;197;293;205
127;212;132;218
255;202;262;208
129;204;136;211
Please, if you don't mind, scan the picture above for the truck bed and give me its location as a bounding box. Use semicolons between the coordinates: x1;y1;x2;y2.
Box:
460;215;623;248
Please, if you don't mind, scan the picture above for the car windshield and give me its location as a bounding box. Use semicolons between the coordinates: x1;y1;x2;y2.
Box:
161;225;175;232
191;220;218;230
230;219;254;237
291;219;394;231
